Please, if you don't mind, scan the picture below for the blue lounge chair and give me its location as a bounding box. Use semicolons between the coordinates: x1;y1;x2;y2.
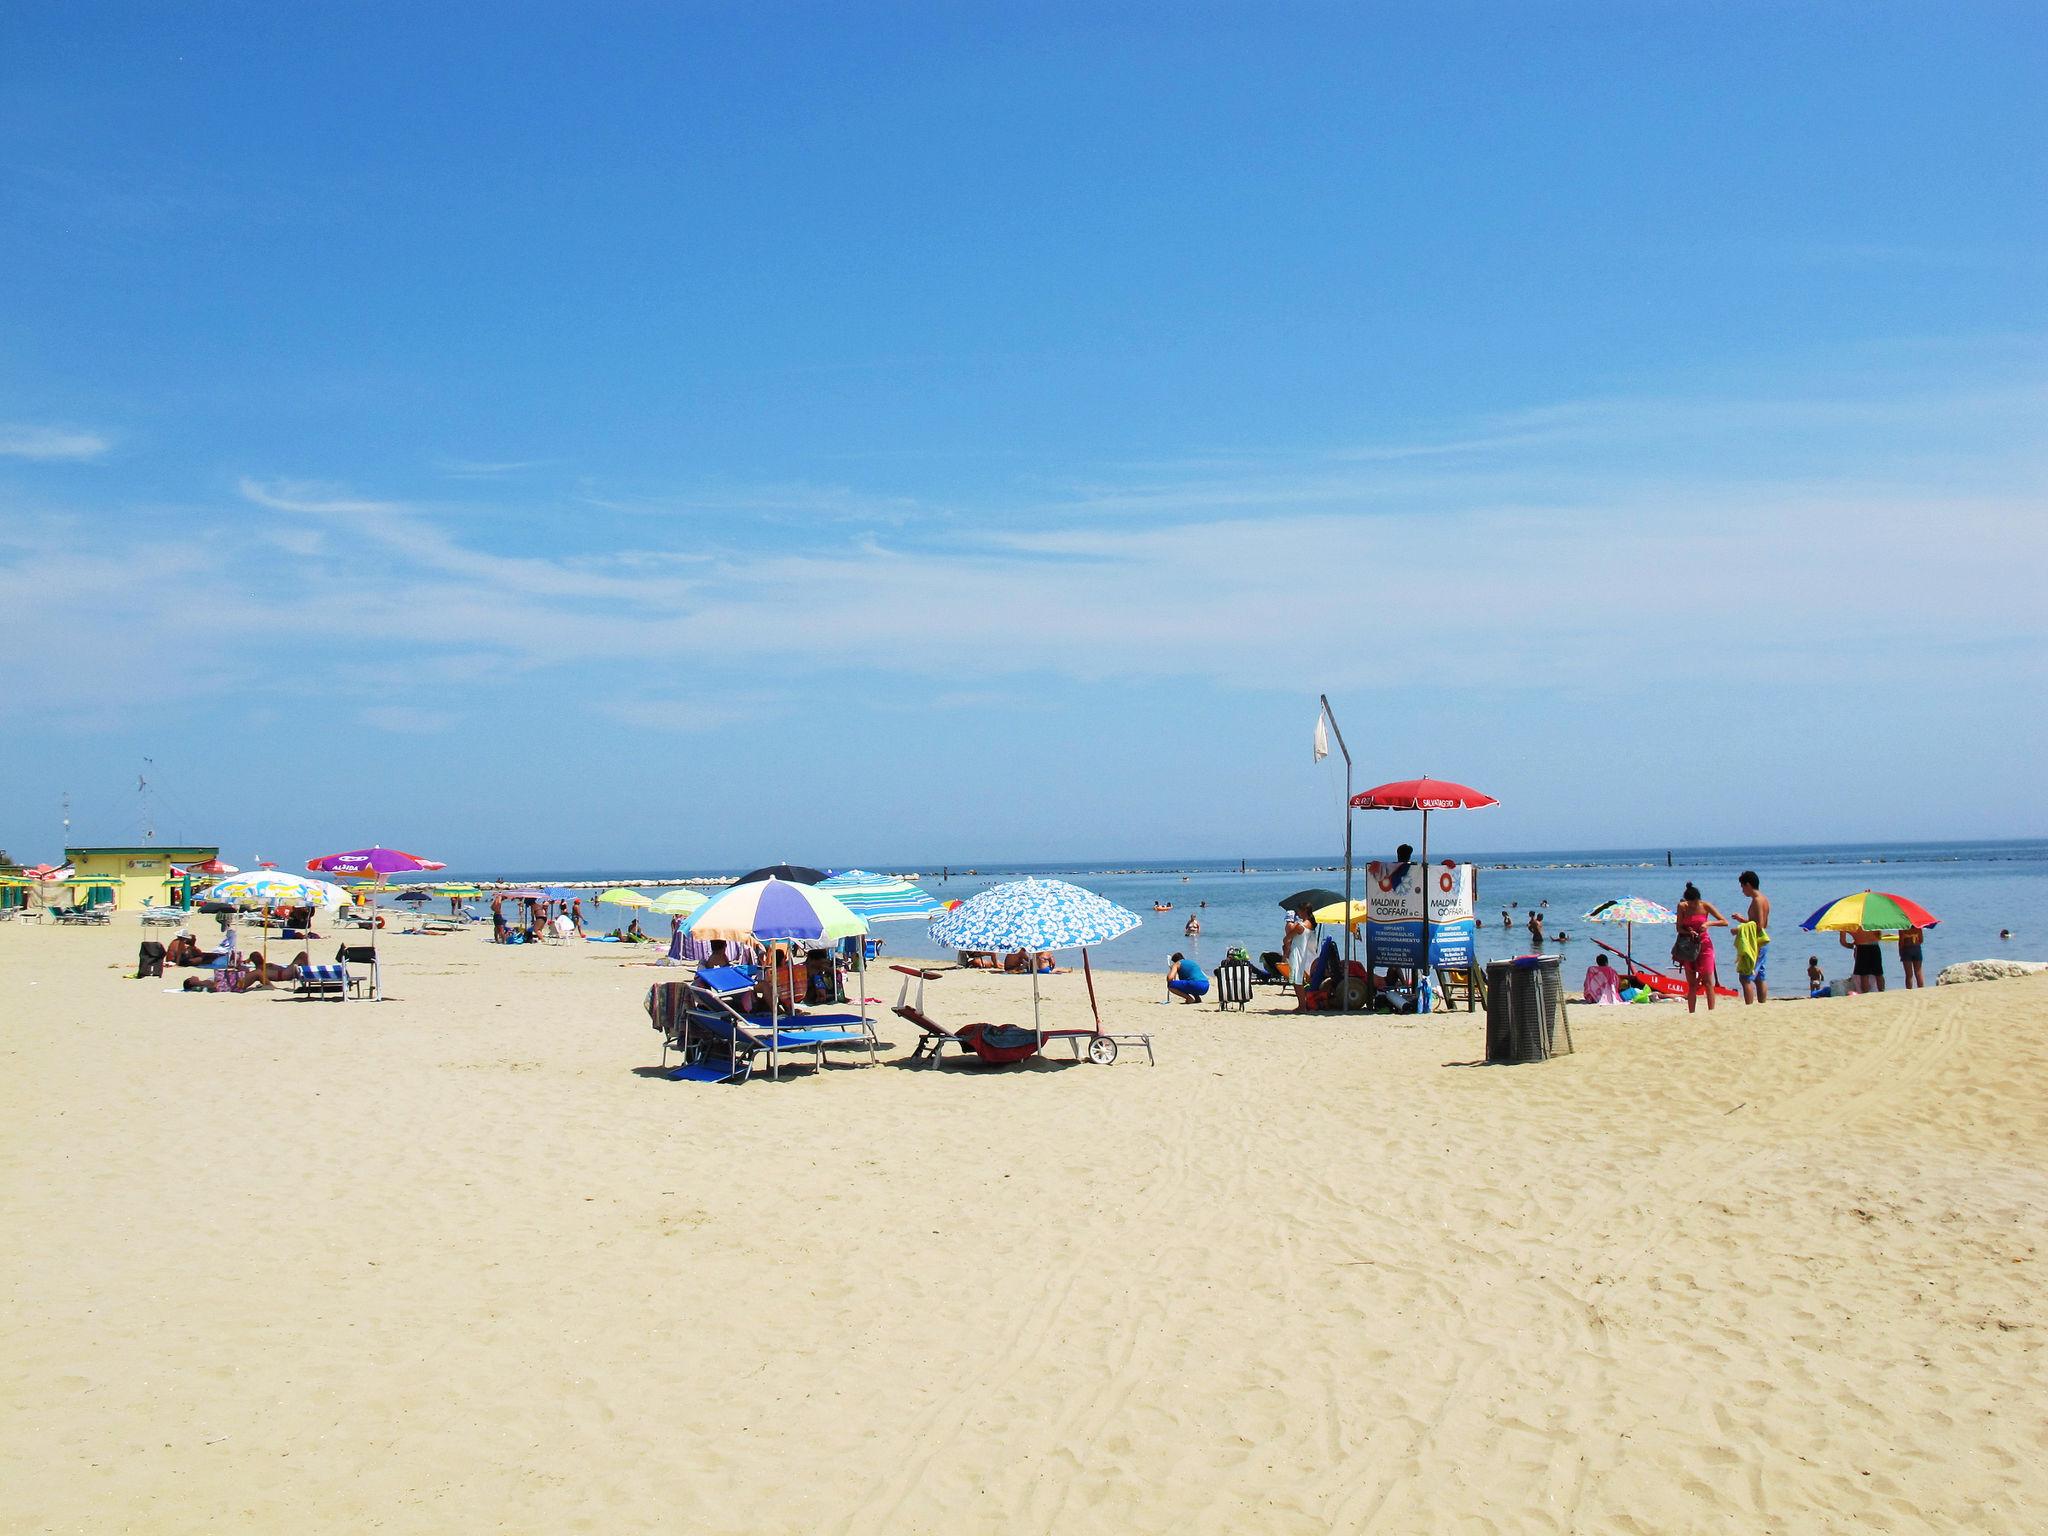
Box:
647;973;875;1082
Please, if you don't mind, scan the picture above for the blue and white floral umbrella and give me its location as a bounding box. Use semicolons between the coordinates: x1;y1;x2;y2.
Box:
928;878;1141;1033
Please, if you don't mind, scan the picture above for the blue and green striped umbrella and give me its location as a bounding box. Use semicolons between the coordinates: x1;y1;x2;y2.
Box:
817;869;943;922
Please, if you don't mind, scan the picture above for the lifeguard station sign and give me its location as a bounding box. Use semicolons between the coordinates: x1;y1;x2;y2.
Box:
1363;862;1478;968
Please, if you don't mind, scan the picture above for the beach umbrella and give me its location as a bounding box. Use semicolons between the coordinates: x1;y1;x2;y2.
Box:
686;879;866;1023
204;871;357;969
394;889;434;905
686;879;863;942
1310;898;1372;927
435;883;484;897
598;887;654;908
1585;896;1676;972
648;889;707;916
201;871;354;907
1349;776;1498;1012
305;847;446;879
817;871;944;1007
1799;890;1940;934
497;888;545;901
928;878;1141;1036
736;863;826;886
1279;887;1344;914
818;870;943;922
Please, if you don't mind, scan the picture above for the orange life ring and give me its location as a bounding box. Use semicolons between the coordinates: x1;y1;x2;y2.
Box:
1438;871;1454;893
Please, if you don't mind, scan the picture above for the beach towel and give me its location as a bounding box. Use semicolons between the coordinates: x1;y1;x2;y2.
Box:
1732;921;1763;976
645;981;692;1039
1583;964;1620;1004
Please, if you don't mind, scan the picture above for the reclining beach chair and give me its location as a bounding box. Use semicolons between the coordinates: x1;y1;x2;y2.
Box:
891;965;1152;1068
648;970;874;1082
1214;958;1254;1011
891;965;976;1066
292;945;377;1001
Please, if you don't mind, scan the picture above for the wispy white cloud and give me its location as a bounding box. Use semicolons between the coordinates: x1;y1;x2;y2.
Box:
6;364;2041;740
436;457;556;479
0;424;111;461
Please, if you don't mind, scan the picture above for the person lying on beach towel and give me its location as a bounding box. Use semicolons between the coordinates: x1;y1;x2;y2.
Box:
182;966;257;993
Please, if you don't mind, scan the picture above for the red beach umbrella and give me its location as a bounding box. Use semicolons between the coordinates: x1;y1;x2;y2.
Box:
1349;777;1499;812
1348;776;1498;1008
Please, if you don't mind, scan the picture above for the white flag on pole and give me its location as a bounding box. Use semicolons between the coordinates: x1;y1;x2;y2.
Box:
1313;708;1329;763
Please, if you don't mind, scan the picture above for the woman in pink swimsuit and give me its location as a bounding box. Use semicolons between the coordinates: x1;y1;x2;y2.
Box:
1673;882;1729;1015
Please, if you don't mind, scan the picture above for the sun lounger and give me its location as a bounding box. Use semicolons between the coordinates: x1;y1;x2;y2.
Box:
139;906;186;927
647;976;874;1082
290;945;379;1001
889;964;1151;1067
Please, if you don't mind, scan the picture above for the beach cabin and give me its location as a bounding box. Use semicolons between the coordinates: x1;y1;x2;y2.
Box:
64;845;220;910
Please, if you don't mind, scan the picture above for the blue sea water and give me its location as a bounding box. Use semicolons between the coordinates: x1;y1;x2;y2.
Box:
447;839;2046;979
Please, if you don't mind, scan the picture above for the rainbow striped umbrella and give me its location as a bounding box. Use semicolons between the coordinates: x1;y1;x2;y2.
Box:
684;878;865;943
1799;890;1939;933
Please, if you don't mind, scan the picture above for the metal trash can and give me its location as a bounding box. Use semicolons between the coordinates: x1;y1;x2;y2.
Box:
1484;955;1573;1064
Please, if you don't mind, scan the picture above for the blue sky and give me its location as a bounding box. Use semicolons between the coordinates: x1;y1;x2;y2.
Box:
2;2;2042;870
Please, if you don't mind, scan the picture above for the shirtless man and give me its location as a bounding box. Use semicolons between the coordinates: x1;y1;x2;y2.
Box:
1732;870;1772;1003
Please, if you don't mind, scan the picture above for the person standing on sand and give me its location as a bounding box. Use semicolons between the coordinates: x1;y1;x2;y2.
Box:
1673;883;1728;1014
1731;871;1772;1004
1839;928;1885;993
1897;924;1926;988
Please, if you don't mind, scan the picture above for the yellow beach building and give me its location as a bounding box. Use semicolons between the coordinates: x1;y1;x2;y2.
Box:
63;846;221;910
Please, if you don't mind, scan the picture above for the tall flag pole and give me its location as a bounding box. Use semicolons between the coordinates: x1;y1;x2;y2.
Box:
1318;694;1356;1011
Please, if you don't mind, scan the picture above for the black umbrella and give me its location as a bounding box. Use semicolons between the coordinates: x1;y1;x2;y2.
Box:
736;864;825;885
394;890;434;905
1278;887;1343;914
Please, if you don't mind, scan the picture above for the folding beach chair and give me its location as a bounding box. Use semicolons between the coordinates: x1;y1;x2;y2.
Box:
891;965;976;1067
1213;958;1255;1011
286;946;370;1003
649;973;874;1082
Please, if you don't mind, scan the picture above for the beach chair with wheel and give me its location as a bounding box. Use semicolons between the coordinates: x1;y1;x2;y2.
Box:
892;965;1152;1068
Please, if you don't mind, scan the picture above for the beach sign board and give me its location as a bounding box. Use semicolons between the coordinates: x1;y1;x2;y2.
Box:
1364;862;1478;968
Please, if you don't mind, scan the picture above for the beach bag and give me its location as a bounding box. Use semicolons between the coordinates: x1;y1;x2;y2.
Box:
136;941;166;979
1671;929;1702;967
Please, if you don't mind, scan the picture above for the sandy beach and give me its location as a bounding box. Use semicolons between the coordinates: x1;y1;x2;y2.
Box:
3;919;2044;1534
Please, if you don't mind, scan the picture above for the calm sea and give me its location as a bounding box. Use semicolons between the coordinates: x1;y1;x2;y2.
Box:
444;839;2046;979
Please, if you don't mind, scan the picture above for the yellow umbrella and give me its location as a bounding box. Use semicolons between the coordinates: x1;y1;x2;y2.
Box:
598;887;655;909
648;889;707;916
1311;897;1372;928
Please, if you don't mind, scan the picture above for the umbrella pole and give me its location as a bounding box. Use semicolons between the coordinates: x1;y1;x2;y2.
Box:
1419;808;1431;1014
1032;964;1042;1044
